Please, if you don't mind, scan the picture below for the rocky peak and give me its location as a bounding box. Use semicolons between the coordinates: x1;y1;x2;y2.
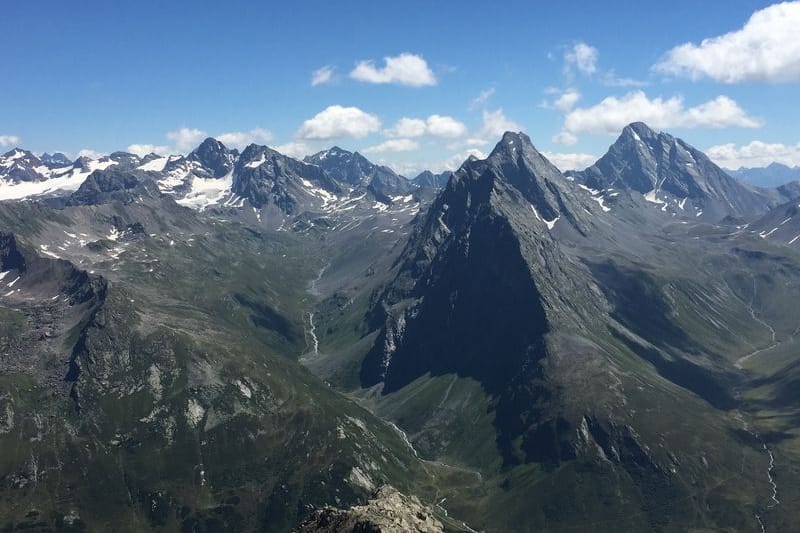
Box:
570;122;777;220
40;152;73;168
0;148;46;183
66;168;161;206
189;137;234;178
306;146;413;199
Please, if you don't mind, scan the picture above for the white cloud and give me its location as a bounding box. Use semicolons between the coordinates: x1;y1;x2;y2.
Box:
654;1;800;83
424;115;467;138
363;139;420;154
297;105;382;140
384;118;427;138
0;135;21;148
216;127;273;150
349;53;437;87
551;131;578;146
469;88;495;110
601;71;648;87
384;115;467;139
78;149;103;159
167;127;208;152
564;42;598;76
311;65;334;86
706;140;800;169
543;88;581;112
440;148;486;172
127;144;171;156
467;108;521;145
555;90;761;143
274;141;314;159
541;151;597;171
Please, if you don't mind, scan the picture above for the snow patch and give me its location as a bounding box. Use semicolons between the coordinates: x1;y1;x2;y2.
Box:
186;398;205;427
176;170;234;209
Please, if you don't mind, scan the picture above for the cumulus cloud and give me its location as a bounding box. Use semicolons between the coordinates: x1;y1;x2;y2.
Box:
551;131;578;146
128;126;274;155
78;149;103;159
426;115;468;138
216;128;273;150
350;53;437;87
127;144;171;156
0;134;21;148
465;109;521;146
362;139;420;154
706;140;800;169
541;88;581;112
384;115;467;139
311;65;334;86
654;1;800;83
166;127;208;152
554;90;761;143
541;151;597;171
564;42;598;76
441;148;486;171
384;118;427;138
469;88;495;110
297;105;382;140
274;141;314;159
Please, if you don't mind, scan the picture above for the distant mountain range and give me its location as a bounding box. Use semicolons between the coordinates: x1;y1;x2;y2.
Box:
3;123;800;532
727;162;800;188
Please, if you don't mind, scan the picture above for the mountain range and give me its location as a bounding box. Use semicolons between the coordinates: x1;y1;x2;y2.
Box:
729;162;800;188
1;122;800;532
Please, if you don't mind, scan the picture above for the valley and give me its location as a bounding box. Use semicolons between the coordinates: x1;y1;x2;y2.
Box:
1;124;800;532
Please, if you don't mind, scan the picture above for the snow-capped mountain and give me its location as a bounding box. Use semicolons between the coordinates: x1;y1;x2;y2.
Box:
304;146;414;201
0;148;119;201
568;122;792;221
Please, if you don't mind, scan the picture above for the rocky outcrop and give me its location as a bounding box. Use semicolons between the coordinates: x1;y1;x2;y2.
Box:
298;486;443;533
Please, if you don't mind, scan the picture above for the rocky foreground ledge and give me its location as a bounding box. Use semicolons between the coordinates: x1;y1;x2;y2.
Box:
298;485;444;533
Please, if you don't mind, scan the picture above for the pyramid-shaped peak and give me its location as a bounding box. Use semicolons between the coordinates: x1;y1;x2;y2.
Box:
194;137;229;155
623;122;657;137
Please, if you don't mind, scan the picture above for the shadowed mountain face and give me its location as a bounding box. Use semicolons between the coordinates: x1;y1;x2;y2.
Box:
361;133;604;396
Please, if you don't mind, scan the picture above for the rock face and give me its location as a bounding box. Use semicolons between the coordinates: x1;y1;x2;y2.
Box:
233;144;341;210
66;168;162;206
0;149;49;183
190;137;237;178
569;122;784;220
298;486;443;533
361;132;608;462
411;170;452;189
305;147;414;201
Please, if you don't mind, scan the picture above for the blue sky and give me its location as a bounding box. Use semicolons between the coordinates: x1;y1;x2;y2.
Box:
2;0;798;173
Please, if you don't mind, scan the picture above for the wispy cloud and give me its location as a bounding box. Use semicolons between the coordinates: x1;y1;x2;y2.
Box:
468;88;495;110
311;65;335;86
541;151;597;171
